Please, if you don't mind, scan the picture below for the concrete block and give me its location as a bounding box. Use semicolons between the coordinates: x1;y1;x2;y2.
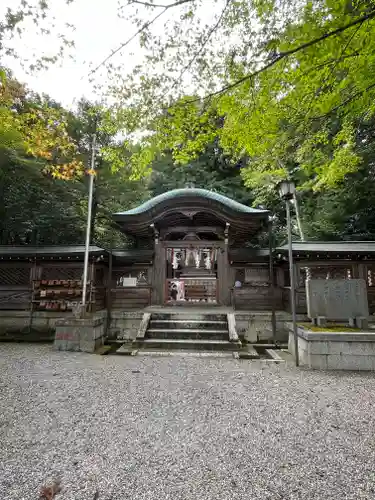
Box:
289;332;308;354
307;341;329;355
317;316;327;327
227;313;239;342
307;354;328;370
80;340;97;353
356;316;368;329
326;354;374;371
54;313;105;353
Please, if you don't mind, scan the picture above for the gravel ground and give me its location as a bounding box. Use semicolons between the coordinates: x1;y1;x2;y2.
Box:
1;344;375;500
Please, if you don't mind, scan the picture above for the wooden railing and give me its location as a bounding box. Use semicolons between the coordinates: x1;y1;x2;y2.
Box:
166;278;217;304
232;285;283;311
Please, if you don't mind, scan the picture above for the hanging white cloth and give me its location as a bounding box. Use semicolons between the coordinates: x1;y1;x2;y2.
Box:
195;249;201;268
204;249;211;270
172;249;180;270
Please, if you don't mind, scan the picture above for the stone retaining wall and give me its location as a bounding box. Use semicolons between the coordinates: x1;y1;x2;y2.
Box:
236;312;306;342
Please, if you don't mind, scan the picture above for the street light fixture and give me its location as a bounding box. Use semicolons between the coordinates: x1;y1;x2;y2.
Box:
278;180;299;366
278;180;296;200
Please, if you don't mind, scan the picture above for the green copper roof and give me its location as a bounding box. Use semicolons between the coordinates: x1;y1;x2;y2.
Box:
115;188;268;216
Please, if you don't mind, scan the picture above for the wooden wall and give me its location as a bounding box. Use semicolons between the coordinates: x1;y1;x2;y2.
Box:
232;286;282;311
230;263;283;311
111;287;152;309
2;256;375;314
282;261;375;315
109;265;152;310
0;261;106;311
0;262;31;310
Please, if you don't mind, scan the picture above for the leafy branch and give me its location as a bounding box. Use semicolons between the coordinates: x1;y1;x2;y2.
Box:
176;8;375;105
165;0;231;95
88;0;195;77
128;0;194;7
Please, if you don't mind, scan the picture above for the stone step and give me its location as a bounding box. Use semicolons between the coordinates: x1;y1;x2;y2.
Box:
116;344;138;355
146;328;228;340
239;345;260;359
136;350;236;358
151;313;227;322
135;338;240;351
150;319;227;330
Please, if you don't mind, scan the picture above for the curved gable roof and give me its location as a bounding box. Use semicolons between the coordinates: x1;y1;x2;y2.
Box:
115;188;268;216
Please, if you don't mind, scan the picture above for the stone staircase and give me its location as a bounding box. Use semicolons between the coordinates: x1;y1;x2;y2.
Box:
133;312;242;353
109;311;286;360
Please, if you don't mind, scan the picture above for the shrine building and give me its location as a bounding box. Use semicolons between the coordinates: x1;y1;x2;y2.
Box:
1;187;375;348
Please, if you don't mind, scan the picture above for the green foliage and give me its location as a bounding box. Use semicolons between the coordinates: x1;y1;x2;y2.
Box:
149;142;253;205
0;0;75;72
4;0;375;245
0;153;86;245
0;82;149;247
108;0;375;241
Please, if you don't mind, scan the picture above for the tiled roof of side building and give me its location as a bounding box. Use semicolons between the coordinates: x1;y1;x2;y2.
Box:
277;241;375;253
0;245;105;256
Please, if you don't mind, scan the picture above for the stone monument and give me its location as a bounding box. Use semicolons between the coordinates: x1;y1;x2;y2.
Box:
306;279;369;328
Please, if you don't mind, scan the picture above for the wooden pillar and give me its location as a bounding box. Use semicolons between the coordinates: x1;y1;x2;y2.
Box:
217;223;231;306
357;261;366;280
150;224;165;305
105;249;113;334
217;248;226;305
28;256;37;332
268;220;277;342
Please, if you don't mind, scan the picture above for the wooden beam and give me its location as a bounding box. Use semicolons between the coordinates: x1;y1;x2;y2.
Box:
160;226;224;237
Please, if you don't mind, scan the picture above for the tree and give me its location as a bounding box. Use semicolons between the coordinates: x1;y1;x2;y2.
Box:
0;87;149;246
0;0;75;72
110;1;375;186
100;0;375;240
0;69;85;178
149;141;254;204
66;99;151;248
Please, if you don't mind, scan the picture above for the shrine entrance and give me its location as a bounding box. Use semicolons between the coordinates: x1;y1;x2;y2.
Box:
165;243;219;305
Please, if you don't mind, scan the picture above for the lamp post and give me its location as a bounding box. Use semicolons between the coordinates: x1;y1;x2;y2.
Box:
82;132;97;311
278;180;299;367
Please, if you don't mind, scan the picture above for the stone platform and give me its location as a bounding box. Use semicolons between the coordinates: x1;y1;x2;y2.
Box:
289;324;375;370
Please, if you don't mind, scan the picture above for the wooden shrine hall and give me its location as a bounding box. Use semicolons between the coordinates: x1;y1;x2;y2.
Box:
112;188;271;307
2;188;375;338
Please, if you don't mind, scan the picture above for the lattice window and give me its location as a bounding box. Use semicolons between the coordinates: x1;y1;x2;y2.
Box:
299;266;352;286
42;266;82;281
245;267;269;284
0;266;31;286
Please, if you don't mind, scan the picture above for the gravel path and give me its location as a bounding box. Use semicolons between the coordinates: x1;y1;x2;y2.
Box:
1;344;375;500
